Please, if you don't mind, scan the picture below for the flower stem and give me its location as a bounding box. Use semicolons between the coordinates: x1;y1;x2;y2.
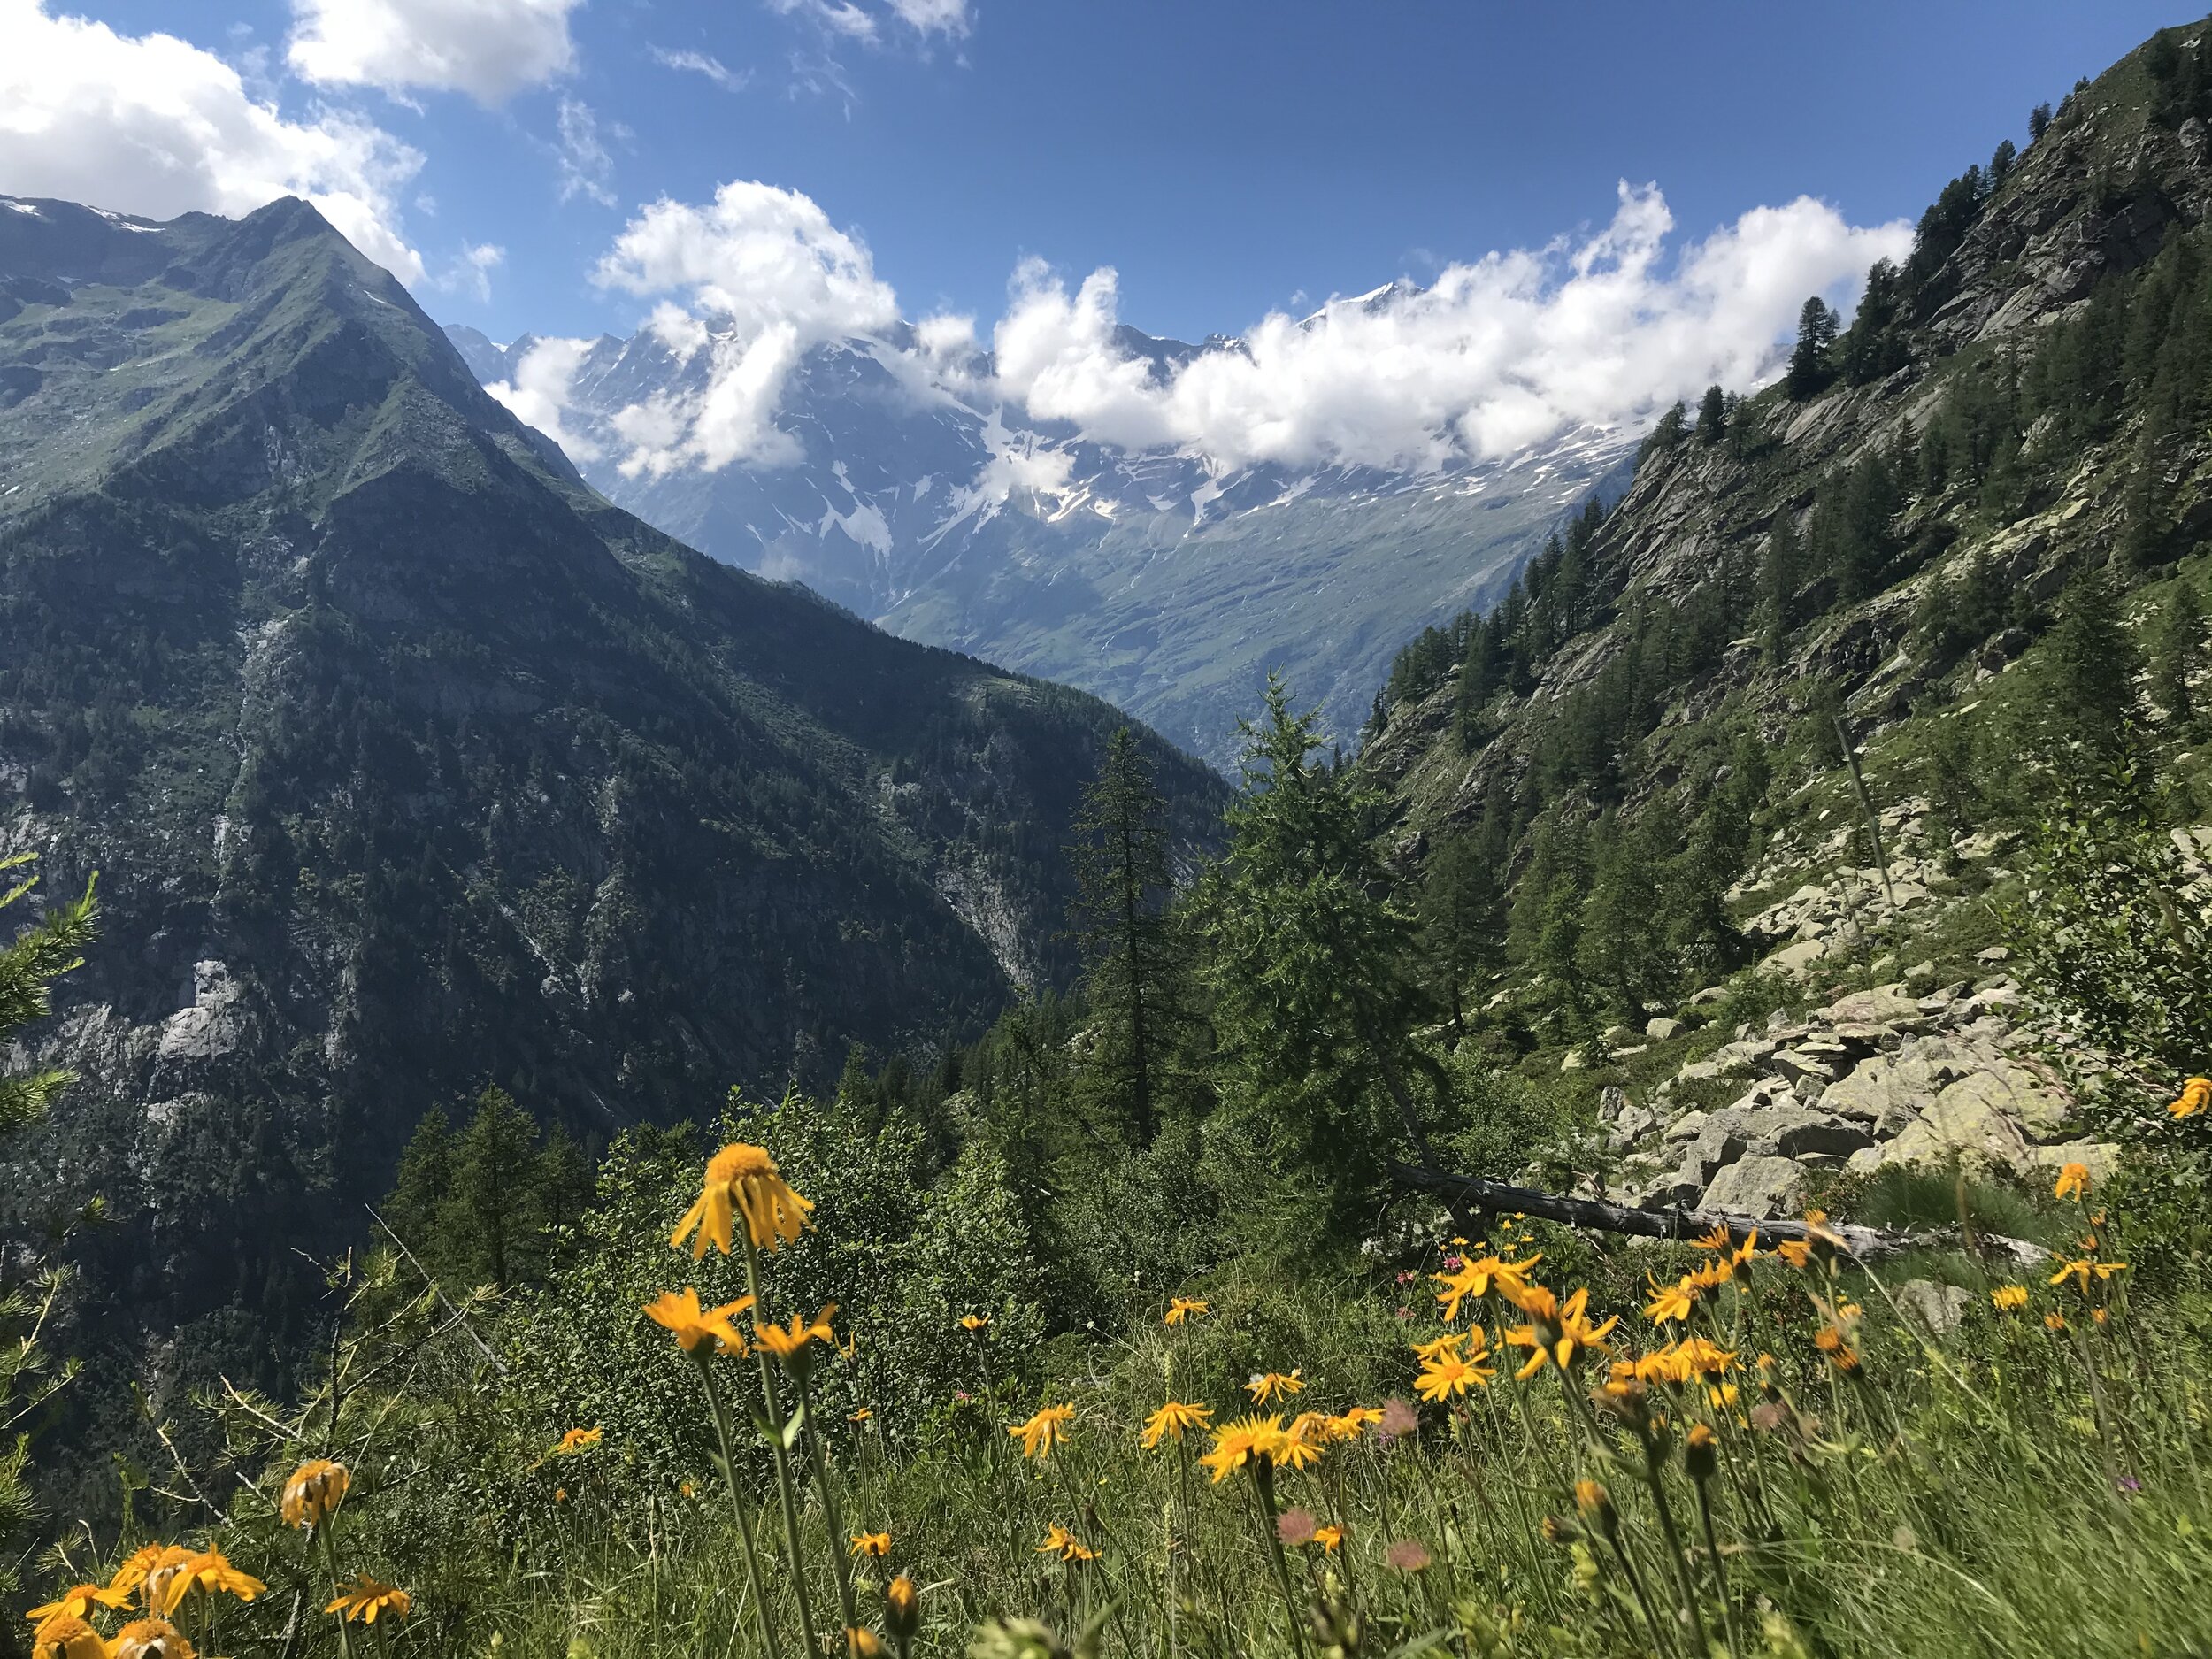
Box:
745;1240;826;1658
1249;1460;1310;1659
1694;1479;1741;1659
699;1352;787;1659
319;1524;357;1659
800;1370;861;1640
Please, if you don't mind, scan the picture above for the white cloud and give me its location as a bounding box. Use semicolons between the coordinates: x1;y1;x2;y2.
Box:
588;180;900;472
554;96;615;206
766;0;882;43
649;46;751;92
287;0;581;104
437;240;504;302
0;0;426;283
882;0;972;36
993;183;1914;472
485;336;603;460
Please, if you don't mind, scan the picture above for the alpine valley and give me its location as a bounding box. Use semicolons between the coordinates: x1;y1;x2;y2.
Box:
444;309;1637;770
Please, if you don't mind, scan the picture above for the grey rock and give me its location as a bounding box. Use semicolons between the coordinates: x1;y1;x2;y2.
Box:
1663;1110;1709;1144
1896;1279;1975;1338
1701;1155;1808;1219
157;960;246;1064
1677;1059;1723;1083
1646;1016;1685;1043
1598;1085;1632;1123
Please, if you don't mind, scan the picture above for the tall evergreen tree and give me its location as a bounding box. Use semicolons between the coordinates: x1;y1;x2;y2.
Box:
1195;678;1438;1196
1786;297;1840;398
1418;830;1505;1036
2154;580;2203;730
1067;727;1180;1145
2045;567;2140;763
1758;515;1802;662
1694;384;1727;444
383;1085;591;1289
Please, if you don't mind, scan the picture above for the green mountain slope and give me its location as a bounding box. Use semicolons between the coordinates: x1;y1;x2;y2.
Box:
1360;25;2212;1034
0;194;1224;1407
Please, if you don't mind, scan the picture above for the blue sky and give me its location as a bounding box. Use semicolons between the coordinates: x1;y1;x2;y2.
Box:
24;0;2200;347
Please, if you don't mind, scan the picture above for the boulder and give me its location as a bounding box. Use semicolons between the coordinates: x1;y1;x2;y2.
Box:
1820;984;1926;1028
2024;1139;2122;1184
1646;1016;1685;1043
1881;1075;2037;1173
1764;938;1831;977
1896;1279;1974;1338
1663;1110;1709;1144
1701;1156;1808;1219
1771;1041;1854;1084
1597;1085;1632;1123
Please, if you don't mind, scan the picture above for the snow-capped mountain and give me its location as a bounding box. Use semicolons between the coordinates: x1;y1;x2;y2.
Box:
447;320;1638;768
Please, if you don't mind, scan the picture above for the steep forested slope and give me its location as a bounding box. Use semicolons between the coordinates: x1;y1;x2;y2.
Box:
1362;27;2212;1035
0;193;1223;1409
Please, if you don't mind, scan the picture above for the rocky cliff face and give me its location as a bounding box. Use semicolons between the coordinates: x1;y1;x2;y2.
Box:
0;193;1224;1413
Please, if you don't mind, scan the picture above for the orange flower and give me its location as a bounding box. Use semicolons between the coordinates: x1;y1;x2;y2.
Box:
1164;1297;1210;1325
754;1305;839;1369
2053;1162;2091;1202
2168;1077;2211;1120
1009;1403;1075;1460
1643;1275;1695;1325
1141;1400;1213;1449
1312;1523;1346;1553
644;1288;754;1355
849;1532;892;1558
1245;1369;1303;1405
959;1314;992;1334
325;1578;410;1624
280;1460;350;1530
27;1584;129;1624
552;1427;603;1456
1036;1523;1096;1563
672;1142;814;1259
1502;1286;1617;1379
1432;1253;1543;1324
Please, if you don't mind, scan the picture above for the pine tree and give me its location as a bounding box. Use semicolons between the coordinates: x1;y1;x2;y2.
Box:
1990;138;2017;187
2045;567;2140;762
2029;103;2053;142
383;1086;591;1288
1418;831;1504;1035
1195;677;1437;1194
1067;727;1179;1145
1786;297;1839;398
1695;384;1726;444
2154;580;2203;729
1758;515;1801;663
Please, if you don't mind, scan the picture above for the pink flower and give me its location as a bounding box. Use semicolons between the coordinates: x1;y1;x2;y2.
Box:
1394;1305;1413;1319
1385;1538;1433;1572
1442;1254;1464;1272
1395;1269;1417;1286
1276;1508;1318;1547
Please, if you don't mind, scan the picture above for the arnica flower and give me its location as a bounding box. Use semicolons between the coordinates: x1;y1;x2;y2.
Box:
1141;1399;1213;1449
1383;1539;1433;1573
885;1576;920;1644
1432;1252;1543;1324
1199;1414;1285;1483
959;1314;992;1334
1574;1478;1617;1539
2054;1162;2092;1202
850;1408;872;1424
132;1548;196;1617
1327;1405;1385;1440
1502;1286;1618;1380
27;1584;130;1624
1643;1274;1695;1325
1274;1415;1328;1471
150;1551;265;1617
2168;1076;2211;1120
32;1613;110;1659
1813;1326;1859;1371
1409;1332;1466;1363
109;1619;196;1659
1009;1403;1076;1460
2046;1311;2069;1332
326;1578;411;1624
848;1628;887;1658
280;1459;350;1530
672;1141;815;1260
2050;1256;2128;1292
1164;1296;1210;1325
1685;1421;1718;1483
755;1305;839;1373
1415;1331;1496;1401
1312;1523;1346;1553
553;1426;603;1456
1992;1285;2030;1313
1245;1368;1303;1405
1036;1523;1096;1563
849;1532;892;1558
1694;1222;1733;1251
1776;1236;1813;1269
644;1288;753;1356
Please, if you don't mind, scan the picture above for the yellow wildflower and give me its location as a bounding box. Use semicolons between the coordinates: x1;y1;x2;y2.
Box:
1643;1275;1695;1325
2054;1162;2091;1202
959;1314;992;1334
150;1551;264;1617
2049;1257;2128;1293
1312;1523;1346;1553
1009;1403;1075;1460
671;1142;814;1259
109;1618;195;1659
1164;1297;1210;1325
552;1427;603;1456
754;1305;839;1367
885;1575;920;1644
1775;1237;1813;1269
2168;1077;2211;1119
1199;1414;1285;1483
1327;1405;1385;1440
848;1629;886;1658
1141;1400;1213;1449
1991;1285;2029;1313
1272;1415;1327;1471
1432;1253;1543;1323
1245;1368;1303;1405
31;1614;110;1659
1036;1523;1096;1563
849;1532;892;1558
27;1585;129;1624
643;1288;754;1356
1502;1285;1617;1379
280;1460;350;1530
2045;1312;2068;1332
325;1578;410;1624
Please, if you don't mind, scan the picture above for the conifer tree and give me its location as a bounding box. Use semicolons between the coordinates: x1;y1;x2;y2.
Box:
1695;384;1726;443
1195;678;1438;1191
1786;297;1840;398
1068;727;1180;1144
2030;102;2053;142
383;1086;591;1288
1758;516;1802;662
2045;567;2140;763
2154;580;2203;730
1418;830;1504;1036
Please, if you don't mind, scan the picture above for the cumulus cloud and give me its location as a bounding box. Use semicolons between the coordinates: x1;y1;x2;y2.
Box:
287;0;581;104
587;180;901;472
0;0;426;282
485;336;603;460
994;182;1913;472
649;46;751;92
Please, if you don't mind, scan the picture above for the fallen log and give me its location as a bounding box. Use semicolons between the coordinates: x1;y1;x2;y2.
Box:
1388;1161;2047;1268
